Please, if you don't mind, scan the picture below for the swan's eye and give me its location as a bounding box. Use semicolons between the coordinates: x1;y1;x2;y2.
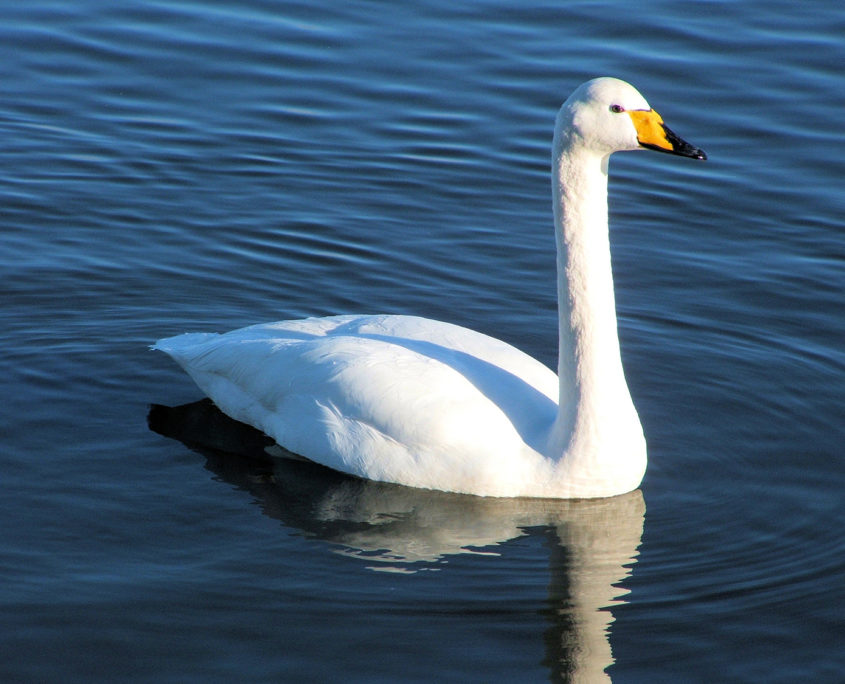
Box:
609;104;625;113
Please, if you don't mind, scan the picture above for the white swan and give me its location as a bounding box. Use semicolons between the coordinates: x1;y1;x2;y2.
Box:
154;77;705;499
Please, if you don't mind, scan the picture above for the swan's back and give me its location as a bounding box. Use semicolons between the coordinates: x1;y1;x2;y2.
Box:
155;314;560;496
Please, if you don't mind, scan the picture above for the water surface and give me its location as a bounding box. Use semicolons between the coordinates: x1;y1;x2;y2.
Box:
1;1;843;681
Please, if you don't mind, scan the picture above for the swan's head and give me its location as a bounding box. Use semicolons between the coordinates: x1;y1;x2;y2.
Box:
556;77;706;161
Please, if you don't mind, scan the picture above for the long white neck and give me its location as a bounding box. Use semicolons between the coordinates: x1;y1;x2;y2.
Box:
546;120;646;497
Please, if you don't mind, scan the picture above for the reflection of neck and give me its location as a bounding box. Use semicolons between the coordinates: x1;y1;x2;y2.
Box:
547;122;646;497
544;492;646;682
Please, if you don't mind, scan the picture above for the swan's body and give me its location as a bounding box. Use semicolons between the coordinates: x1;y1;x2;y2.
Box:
155;77;705;498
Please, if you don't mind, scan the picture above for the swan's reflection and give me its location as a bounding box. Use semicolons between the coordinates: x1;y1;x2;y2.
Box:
149;399;645;682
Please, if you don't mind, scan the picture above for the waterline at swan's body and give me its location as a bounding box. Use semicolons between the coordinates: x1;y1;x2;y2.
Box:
154;77;706;498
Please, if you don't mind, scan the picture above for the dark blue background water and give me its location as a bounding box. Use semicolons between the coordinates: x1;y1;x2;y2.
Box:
2;1;843;681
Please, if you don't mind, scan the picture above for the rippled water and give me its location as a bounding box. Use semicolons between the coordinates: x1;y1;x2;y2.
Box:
2;1;843;681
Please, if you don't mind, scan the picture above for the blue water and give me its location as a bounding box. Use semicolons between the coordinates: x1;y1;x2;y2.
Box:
2;1;843;681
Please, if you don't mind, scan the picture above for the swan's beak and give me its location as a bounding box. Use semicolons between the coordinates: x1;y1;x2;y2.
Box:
629;109;707;160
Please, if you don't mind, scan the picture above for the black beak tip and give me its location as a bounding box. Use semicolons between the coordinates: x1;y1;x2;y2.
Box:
640;140;707;161
664;124;707;161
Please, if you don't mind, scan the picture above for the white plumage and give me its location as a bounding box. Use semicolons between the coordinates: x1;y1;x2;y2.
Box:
155;77;705;498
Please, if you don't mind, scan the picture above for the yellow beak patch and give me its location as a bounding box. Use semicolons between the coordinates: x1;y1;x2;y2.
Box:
628;109;673;152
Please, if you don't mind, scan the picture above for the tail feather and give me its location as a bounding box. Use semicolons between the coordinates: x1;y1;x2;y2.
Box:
152;332;219;358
